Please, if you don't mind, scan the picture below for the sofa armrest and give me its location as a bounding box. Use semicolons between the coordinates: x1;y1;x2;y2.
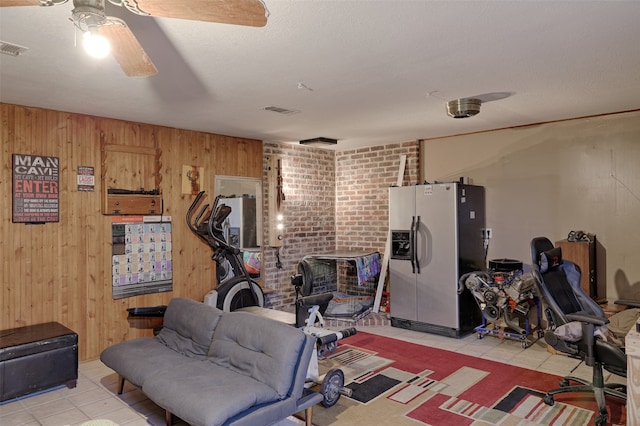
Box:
289;334;316;398
297;388;324;409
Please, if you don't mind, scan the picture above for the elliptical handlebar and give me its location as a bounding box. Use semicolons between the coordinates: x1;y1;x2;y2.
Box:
186;191;234;251
194;203;210;229
208;204;233;246
186;191;206;235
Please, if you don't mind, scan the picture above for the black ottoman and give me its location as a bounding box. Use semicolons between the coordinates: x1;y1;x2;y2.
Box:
0;322;78;402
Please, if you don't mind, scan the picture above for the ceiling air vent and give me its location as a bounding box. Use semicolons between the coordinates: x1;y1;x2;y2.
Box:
262;106;300;115
0;41;29;57
299;137;338;147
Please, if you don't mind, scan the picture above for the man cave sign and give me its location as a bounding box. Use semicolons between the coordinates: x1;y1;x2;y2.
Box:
12;154;60;223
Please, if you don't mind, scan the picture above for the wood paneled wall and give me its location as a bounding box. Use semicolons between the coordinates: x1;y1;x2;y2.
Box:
1;103;262;360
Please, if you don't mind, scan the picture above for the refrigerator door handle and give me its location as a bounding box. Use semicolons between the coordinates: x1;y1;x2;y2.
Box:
414;215;421;273
410;216;416;274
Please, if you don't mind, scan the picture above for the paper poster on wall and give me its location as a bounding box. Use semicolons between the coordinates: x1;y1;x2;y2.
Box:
111;215;173;299
77;166;95;192
12;153;60;223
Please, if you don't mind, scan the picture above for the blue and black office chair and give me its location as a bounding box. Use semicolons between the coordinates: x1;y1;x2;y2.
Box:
530;237;639;426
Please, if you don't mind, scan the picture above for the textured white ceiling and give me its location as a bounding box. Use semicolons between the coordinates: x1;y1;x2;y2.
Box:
1;1;639;151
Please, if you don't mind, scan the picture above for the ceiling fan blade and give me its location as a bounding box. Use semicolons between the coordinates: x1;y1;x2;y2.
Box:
132;0;268;27
99;18;158;77
0;0;43;6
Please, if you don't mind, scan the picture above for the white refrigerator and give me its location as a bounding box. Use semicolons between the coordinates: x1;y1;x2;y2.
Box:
389;182;485;337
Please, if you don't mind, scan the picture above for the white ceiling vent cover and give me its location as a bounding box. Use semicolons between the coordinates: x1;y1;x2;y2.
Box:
262;106;300;115
0;41;29;56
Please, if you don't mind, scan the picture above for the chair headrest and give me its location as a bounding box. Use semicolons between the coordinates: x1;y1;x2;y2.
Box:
539;247;563;273
530;237;554;265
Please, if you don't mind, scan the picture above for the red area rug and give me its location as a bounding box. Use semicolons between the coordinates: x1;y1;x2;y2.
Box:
312;331;626;426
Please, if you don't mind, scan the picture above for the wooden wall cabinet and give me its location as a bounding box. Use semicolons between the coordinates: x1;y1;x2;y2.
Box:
101;135;163;215
556;237;596;298
103;194;162;215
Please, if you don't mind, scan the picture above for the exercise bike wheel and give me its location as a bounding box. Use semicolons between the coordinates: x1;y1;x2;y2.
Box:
321;369;345;408
297;259;314;297
221;280;264;312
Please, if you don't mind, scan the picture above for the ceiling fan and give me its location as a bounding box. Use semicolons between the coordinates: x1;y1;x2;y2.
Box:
0;0;268;77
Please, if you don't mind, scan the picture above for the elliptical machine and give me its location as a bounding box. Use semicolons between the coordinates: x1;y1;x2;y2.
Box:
186;191;264;311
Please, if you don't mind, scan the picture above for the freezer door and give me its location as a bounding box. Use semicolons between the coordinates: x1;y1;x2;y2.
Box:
414;183;460;328
389;186;417;321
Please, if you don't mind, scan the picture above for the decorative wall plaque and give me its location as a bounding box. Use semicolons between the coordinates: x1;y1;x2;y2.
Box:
12;154;60;223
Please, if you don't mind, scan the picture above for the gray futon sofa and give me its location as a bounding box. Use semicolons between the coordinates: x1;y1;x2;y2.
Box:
100;297;322;426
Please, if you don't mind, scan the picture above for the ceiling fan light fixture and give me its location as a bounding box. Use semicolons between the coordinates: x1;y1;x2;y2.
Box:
72;0;110;58
299;137;338;147
446;98;481;119
82;29;110;58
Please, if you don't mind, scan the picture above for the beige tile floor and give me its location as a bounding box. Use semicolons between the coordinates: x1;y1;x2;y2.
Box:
0;324;625;426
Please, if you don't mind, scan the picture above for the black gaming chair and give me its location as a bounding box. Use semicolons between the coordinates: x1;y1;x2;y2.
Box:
530;237;640;425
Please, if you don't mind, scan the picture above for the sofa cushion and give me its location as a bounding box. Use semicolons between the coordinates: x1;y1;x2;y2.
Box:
208;311;306;399
100;338;188;387
156;297;223;358
101;298;222;387
142;360;280;426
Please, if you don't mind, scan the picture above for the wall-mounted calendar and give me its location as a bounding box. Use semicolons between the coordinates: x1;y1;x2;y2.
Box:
111;215;173;299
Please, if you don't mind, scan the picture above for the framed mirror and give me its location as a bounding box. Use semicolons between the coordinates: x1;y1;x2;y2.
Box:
214;176;263;278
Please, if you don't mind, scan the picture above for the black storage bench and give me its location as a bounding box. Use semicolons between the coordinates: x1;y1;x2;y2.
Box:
0;322;78;402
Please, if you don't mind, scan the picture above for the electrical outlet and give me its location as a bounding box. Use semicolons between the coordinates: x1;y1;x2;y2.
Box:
481;228;493;239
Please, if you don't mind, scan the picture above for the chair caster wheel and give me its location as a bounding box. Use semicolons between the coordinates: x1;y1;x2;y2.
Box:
477;333;484;339
594;411;608;426
543;394;554;406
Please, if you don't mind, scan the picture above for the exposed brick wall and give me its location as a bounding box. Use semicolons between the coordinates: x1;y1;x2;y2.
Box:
262;142;336;310
261;141;419;311
335;142;420;254
334;142;420;300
